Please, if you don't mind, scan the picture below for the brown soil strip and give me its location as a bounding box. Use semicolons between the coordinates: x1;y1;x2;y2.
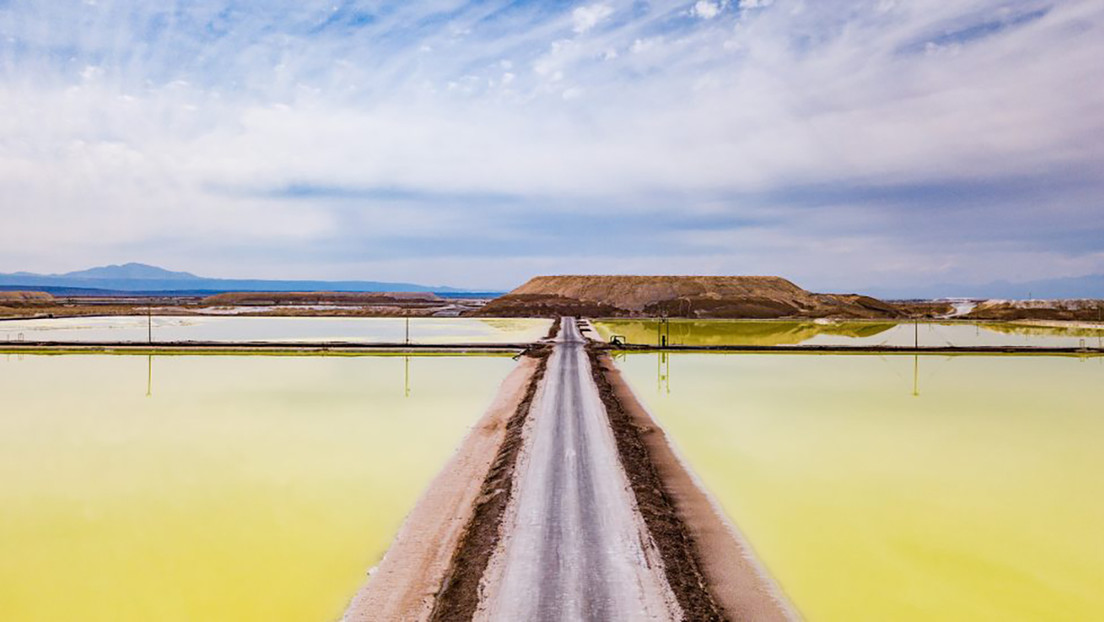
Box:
588;345;795;622
343;355;540;621
426;318;560;621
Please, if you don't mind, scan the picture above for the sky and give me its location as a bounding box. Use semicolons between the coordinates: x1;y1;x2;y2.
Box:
1;0;1102;292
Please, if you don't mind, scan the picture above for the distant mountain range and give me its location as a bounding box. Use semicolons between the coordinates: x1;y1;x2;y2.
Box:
863;274;1104;300
6;263;1100;300
0;263;463;295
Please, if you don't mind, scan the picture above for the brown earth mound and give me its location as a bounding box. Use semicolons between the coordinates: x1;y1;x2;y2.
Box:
894;300;956;318
472;275;901;319
965;299;1104;321
0;291;55;305
201;291;442;305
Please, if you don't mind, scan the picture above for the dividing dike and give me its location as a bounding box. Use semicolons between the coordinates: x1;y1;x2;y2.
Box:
350;317;796;621
474;318;680;621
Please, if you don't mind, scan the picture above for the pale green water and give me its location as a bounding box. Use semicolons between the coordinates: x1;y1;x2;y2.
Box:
0;316;550;344
595;319;1104;348
0;353;516;621
617;353;1104;621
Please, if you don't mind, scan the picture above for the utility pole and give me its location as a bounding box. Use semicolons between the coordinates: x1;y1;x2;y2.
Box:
914;321;919;350
147;304;152;345
405;317;410;345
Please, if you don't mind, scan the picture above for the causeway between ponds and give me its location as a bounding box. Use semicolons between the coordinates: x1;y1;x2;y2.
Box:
475;318;680;621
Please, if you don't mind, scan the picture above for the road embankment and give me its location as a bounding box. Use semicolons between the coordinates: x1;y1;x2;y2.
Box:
590;345;797;622
343;349;548;621
475;319;679;620
423;319;559;621
347;316;795;621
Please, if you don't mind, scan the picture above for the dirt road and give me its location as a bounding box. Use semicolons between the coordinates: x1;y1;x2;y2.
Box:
476;319;681;621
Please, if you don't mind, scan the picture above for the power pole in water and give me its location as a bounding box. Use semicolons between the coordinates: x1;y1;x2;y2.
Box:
147;305;152;345
405;317;410;345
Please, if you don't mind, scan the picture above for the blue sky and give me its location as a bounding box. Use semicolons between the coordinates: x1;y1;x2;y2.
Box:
1;0;1101;291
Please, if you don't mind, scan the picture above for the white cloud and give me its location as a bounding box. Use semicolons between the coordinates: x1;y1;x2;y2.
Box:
1;0;1102;288
572;3;614;34
692;1;723;20
630;37;659;53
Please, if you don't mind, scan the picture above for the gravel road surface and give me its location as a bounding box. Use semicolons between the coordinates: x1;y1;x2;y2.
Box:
477;319;680;621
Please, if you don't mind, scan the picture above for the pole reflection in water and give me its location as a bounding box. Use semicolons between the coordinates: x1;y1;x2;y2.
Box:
657;351;670;394
404;355;411;397
912;354;919;398
146;354;153;398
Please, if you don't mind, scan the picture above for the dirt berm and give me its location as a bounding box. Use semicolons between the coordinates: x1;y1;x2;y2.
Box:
0;291;56;317
470;275;901;319
965;299;1104;321
0;291;54;305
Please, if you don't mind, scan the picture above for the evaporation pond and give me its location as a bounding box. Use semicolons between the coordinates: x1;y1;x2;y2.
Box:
617;353;1104;621
594;319;1104;348
0;353;517;621
0;316;551;344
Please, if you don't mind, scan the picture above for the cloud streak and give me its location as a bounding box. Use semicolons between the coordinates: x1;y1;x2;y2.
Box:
1;0;1102;291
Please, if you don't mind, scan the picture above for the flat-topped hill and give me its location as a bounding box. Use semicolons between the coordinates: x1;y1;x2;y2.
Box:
0;291;55;305
472;275;900;319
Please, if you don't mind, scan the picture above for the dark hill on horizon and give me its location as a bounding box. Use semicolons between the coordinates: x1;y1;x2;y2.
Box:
471;275;901;319
0;262;463;295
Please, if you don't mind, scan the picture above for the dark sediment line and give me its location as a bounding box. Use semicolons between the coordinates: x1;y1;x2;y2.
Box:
585;341;728;621
428;318;559;621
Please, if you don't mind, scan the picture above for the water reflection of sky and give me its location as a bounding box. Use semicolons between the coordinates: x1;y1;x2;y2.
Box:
0;316;551;344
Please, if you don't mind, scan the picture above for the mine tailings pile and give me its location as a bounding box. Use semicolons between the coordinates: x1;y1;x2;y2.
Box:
469;275;900;319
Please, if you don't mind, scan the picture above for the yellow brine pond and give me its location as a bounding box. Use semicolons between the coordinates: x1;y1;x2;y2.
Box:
594;319;1104;349
616;352;1104;621
0;353;516;622
0;316;551;345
